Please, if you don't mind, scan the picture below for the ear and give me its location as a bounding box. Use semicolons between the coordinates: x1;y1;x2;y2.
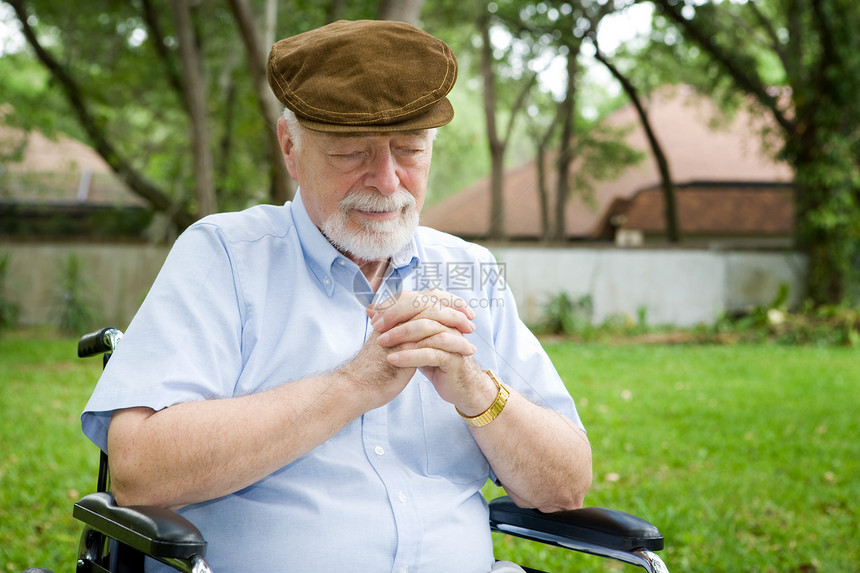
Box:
277;117;299;180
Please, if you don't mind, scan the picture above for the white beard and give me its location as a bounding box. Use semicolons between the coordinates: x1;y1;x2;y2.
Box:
321;189;418;261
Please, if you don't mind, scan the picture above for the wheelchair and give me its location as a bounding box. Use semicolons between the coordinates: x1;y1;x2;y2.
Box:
48;327;669;573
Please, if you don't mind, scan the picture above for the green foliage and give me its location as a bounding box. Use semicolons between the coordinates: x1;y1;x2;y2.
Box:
714;301;860;347
0;252;21;334
0;0;506;223
538;291;595;336
537;291;652;340
648;0;860;305
705;281;860;346
0;203;154;239
56;254;97;335
569;121;645;206
425;86;492;206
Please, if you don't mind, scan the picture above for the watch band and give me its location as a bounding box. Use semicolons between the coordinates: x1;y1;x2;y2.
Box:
456;370;510;427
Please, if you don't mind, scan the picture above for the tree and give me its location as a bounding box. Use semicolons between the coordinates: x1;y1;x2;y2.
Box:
6;0;197;230
2;0;428;235
525;98;561;241
171;0;217;217
474;0;628;242
648;0;860;305
475;1;536;240
227;0;293;205
506;1;624;243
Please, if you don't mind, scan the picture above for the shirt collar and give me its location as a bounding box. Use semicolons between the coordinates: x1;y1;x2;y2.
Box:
290;188;421;295
290;189;343;293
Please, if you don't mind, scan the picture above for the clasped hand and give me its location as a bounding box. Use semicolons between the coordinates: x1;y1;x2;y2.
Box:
360;289;495;415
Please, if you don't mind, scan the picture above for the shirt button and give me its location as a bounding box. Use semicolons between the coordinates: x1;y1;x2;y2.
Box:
398;491;407;503
400;568;408;573
374;446;384;456
323;277;331;286
337;259;346;266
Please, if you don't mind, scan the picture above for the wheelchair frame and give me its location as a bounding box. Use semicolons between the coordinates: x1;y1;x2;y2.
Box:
71;327;668;573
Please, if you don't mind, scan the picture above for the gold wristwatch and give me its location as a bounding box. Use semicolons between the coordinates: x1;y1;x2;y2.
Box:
456;370;510;427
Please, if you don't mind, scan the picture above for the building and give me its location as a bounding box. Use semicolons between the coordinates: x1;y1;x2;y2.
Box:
0;117;153;240
421;85;795;247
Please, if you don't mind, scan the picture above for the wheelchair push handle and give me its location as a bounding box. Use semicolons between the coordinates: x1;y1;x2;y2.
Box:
78;327;123;358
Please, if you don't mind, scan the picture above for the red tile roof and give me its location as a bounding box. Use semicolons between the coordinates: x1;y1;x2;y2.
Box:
618;182;794;235
1;120;140;206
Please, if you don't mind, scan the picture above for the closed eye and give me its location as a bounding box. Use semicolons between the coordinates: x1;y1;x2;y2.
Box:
330;152;367;163
396;148;423;156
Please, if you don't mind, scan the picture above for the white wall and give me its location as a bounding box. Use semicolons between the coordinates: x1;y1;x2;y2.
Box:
490;246;808;327
3;243;170;328
2;242;807;329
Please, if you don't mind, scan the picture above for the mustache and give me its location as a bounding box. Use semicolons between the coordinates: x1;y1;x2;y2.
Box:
338;190;416;214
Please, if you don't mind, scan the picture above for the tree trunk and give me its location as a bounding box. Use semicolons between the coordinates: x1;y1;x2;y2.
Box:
593;47;681;243
793;142;851;304
263;0;277;50
553;51;578;243
227;0;294;204
477;6;506;241
377;0;425;23
530;107;559;243
536;143;551;242
171;0;217;217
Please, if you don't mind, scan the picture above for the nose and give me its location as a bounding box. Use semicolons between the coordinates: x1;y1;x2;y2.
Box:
364;146;400;196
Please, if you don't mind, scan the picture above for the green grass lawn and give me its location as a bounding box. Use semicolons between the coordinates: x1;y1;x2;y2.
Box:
1;332;858;572
1;331;102;573
491;342;860;572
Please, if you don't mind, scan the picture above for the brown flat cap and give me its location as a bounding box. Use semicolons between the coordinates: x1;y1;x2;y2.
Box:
267;20;457;133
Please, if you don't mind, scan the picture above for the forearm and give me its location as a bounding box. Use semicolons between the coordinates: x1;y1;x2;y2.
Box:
470;387;592;513
108;371;366;509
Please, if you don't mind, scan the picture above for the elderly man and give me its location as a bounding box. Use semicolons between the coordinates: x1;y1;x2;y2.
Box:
82;20;591;572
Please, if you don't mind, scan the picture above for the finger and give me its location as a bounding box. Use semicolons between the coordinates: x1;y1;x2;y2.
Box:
377;318;472;348
381;289;474;321
387;347;455;369
389;332;478;360
417;304;476;335
372;290;475;333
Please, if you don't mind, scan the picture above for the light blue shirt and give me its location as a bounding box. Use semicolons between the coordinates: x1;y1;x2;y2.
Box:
82;191;583;573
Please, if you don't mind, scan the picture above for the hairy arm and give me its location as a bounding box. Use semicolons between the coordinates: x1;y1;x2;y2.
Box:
108;332;413;509
465;372;592;512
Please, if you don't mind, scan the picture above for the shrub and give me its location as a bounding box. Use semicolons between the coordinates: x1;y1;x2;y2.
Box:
0;253;21;335
712;283;860;347
56;254;98;335
539;292;595;337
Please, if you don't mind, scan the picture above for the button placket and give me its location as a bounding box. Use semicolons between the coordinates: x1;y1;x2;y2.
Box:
362;407;422;572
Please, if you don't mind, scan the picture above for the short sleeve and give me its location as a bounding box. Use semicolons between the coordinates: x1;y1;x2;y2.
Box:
81;223;245;451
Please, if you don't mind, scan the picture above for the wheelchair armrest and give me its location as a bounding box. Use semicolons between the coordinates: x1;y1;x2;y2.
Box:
489;496;663;552
73;492;207;560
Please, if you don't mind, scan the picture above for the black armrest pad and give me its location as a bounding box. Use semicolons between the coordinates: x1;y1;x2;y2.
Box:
73;492;206;560
489;496;663;552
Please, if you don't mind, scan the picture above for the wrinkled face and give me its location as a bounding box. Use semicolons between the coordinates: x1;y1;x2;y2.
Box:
279;118;434;262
